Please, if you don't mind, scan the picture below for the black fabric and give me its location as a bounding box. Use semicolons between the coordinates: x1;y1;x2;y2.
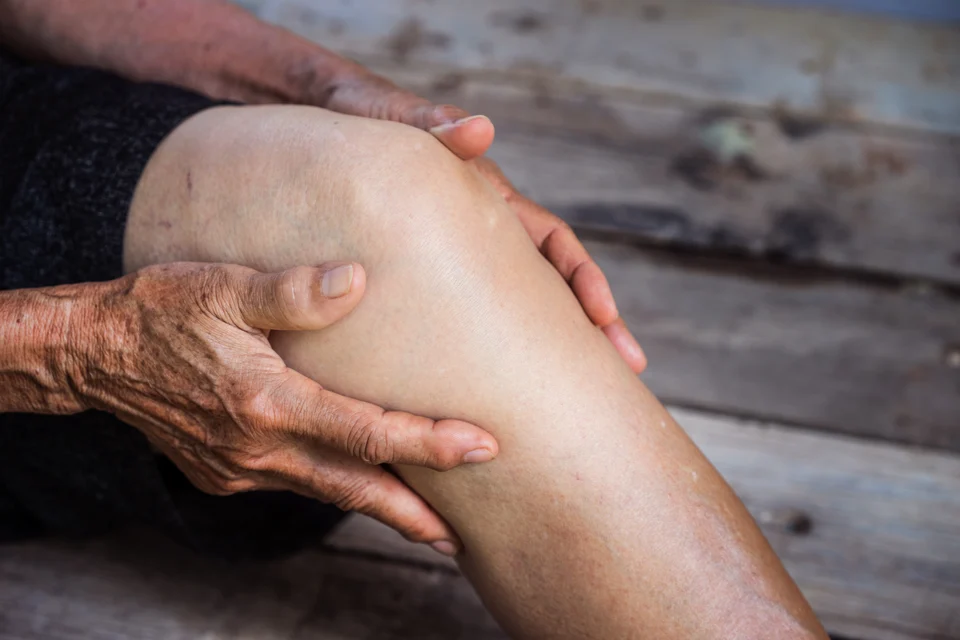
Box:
0;51;346;558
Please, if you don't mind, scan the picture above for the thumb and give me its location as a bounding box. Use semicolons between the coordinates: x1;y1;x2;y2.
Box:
233;262;366;331
326;78;494;160
428;112;496;161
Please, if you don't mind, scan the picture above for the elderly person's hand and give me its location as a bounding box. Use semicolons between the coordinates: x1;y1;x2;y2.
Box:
0;261;497;555
295;61;647;373
0;0;645;374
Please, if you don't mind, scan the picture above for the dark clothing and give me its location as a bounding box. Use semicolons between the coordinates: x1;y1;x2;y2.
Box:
0;51;346;558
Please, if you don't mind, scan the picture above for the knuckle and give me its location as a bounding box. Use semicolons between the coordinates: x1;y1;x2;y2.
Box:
219;477;259;494
272;267;315;326
397;519;435;545
555;219;576;238
236;385;283;430
194;471;253;496
332;476;375;512
345;411;394;465
196;264;245;318
430;448;461;472
232;450;275;473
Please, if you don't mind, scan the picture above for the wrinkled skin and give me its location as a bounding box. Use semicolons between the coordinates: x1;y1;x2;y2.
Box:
74;261;498;550
0;0;646;373
0;258;498;551
0;0;641;551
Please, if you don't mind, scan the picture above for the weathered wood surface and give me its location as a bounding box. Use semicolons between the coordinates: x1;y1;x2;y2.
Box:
590;240;959;449
0;532;504;640
260;0;960;132
3;408;959;640
247;0;960;286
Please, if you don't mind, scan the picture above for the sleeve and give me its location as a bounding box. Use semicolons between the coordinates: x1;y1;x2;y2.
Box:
0;50;216;289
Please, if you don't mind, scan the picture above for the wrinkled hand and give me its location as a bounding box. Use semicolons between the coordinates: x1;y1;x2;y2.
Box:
314;70;646;373
73;260;497;554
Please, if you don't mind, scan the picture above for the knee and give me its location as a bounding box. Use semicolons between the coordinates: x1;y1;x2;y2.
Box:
298;113;526;290
127;103;524;285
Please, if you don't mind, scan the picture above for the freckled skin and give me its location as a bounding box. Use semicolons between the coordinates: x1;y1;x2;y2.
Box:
126;105;828;639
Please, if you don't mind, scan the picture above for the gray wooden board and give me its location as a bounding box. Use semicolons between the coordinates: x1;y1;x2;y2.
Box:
586;240;960;449
258;0;960;133
247;0;960;286
2;408;959;640
0;532;505;640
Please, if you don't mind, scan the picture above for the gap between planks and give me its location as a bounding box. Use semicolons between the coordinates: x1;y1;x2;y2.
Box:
2;407;955;640
252;0;960;286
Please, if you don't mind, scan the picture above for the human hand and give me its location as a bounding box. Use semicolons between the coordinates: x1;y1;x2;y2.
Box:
2;0;644;373
311;70;645;373
70;260;497;554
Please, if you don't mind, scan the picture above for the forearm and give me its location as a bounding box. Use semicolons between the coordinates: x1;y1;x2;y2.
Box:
0;0;362;104
0;284;96;415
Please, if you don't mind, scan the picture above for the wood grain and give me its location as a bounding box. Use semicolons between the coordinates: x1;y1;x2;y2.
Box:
253;0;960;285
3;408;957;639
586;240;959;449
0;531;504;640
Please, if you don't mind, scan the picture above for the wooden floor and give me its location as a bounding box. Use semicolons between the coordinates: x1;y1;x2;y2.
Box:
2;1;958;639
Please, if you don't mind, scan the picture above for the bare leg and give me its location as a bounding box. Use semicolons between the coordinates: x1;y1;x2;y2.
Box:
126;105;826;639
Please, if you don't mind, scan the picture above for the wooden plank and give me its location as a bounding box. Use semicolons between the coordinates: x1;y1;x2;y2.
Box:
251;0;960;286
328;406;960;640
262;0;960;133
2;408;958;639
0;531;503;640
749;0;960;22
589;240;960;449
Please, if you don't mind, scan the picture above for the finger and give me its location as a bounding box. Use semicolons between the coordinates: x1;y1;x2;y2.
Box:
602;318;648;374
530;208;619;327
428;114;496;160
231;262;366;332
324;77;493;160
504;191;648;370
269;448;462;552
274;372;498;471
359;93;494;160
568;259;620;329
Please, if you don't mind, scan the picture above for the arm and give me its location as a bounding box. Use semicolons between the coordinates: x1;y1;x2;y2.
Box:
0;57;496;550
0;0;482;148
0;0;645;370
0;0;325;104
0;263;497;549
0;285;89;415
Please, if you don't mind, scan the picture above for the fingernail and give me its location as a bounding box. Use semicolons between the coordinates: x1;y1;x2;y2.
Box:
462;448;494;464
429;114;487;135
430;540;459;557
321;264;353;298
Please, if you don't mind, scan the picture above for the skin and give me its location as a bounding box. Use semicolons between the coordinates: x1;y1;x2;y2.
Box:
0;0;646;370
0;261;498;551
125;104;829;639
0;0;640;549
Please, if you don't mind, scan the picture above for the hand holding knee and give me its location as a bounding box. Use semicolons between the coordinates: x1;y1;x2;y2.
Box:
75;256;497;551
